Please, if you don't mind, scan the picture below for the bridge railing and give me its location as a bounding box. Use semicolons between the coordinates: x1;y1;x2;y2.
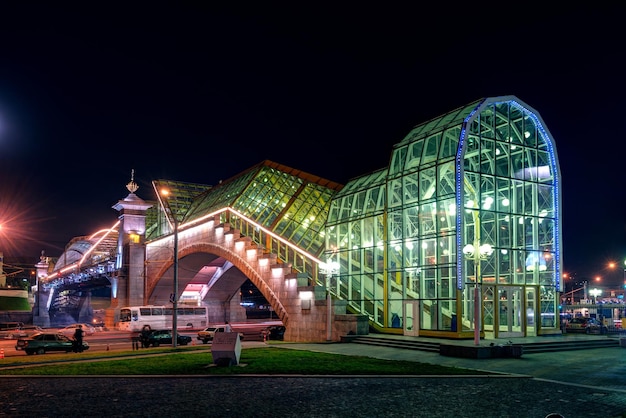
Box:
40;253;117;289
222;208;324;287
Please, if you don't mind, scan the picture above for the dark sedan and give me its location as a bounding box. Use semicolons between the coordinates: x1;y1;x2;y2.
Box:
260;325;286;341
15;332;90;355
142;329;192;347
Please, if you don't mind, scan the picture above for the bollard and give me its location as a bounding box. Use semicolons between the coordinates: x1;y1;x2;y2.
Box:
0;348;4;359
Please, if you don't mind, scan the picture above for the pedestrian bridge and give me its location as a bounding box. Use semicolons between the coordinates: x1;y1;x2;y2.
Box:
36;161;369;342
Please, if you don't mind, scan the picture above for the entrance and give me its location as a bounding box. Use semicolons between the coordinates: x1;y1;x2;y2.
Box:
496;286;524;338
525;287;537;337
403;300;419;336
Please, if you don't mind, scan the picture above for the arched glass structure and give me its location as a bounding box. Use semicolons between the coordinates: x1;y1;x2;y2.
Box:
137;95;561;341
326;96;561;339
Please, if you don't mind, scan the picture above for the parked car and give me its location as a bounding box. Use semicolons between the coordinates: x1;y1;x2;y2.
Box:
90;318;106;331
59;323;96;337
260;325;286;341
0;325;43;339
565;317;608;334
0;322;24;332
142;329;192;347
197;324;243;344
15;332;90;355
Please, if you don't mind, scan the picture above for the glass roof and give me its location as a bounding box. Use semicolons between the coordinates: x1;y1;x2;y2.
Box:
148;160;343;258
52;229;119;272
146;180;213;238
394;98;483;148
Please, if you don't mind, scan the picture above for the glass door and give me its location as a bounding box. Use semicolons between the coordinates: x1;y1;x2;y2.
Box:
497;286;524;338
403;300;419;336
483;286;495;339
525;287;536;336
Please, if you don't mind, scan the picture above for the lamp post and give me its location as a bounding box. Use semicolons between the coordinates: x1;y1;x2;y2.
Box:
172;216;179;348
321;259;339;342
155;185;179;348
463;241;493;346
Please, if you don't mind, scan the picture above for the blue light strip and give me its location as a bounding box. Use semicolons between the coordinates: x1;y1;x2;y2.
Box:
455;101;483;290
508;100;561;291
455;98;561;292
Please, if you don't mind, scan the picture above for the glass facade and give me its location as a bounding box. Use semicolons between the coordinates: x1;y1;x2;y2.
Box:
143;96;562;341
326;96;561;339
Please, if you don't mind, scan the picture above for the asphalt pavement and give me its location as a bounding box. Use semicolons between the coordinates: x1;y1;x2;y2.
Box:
0;337;624;417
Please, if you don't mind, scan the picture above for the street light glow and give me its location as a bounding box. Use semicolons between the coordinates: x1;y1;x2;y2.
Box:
321;258;339;342
153;182;179;348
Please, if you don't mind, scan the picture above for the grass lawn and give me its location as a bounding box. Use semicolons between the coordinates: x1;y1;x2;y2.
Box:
0;345;493;376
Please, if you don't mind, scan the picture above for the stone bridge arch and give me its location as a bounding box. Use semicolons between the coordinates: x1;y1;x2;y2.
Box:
143;219;366;341
147;241;289;325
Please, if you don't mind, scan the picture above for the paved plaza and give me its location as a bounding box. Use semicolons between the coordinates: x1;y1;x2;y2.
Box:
0;338;624;417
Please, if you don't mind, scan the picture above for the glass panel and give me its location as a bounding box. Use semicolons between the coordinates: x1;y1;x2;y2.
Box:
421;134;440;165
406;141;423;170
389;145;407;176
439;127;460;160
403;173;419;204
437;162;456;198
388;178;403;208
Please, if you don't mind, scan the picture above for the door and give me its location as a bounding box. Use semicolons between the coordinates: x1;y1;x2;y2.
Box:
403;300;419;336
496;286;524;338
525;287;536;336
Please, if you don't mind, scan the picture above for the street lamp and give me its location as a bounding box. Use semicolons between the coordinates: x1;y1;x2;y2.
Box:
589;288;602;304
321;259;339;342
155;186;179;348
463;241;493;346
171;217;179;347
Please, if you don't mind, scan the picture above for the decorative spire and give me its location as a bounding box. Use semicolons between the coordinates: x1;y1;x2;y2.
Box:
126;169;139;194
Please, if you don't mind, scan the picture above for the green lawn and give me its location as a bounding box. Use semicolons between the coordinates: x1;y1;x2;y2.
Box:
0;345;493;376
0;296;31;311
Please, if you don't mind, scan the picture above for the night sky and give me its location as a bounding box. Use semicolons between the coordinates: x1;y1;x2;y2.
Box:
0;3;624;285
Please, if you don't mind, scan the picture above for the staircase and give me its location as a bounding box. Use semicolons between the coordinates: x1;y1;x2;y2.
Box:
347;335;440;353
344;334;622;356
520;337;620;354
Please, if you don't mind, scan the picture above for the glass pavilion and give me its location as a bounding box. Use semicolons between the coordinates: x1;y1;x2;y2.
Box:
326;95;561;339
146;95;562;340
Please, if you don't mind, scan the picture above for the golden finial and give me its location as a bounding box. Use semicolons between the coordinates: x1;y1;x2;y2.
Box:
126;169;139;194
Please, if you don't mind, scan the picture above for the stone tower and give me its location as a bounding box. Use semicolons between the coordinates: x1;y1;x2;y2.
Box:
111;170;152;309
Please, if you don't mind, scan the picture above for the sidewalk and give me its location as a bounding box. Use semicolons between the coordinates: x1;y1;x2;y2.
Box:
278;336;626;393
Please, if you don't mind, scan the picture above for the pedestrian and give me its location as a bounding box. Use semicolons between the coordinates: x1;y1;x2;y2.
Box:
131;329;141;350
73;324;84;353
140;324;152;348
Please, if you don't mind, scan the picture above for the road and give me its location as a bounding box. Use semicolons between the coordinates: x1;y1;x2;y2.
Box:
0;321;281;357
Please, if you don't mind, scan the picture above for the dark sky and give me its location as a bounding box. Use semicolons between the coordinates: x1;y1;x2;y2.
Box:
0;3;624;285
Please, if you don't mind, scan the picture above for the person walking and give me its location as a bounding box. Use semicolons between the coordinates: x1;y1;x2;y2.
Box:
140;324;152;348
73;324;84;353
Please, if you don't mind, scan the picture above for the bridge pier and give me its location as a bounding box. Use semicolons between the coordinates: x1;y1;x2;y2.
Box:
32;288;51;328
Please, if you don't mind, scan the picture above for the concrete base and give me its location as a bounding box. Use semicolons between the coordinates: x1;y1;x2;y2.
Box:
211;332;242;366
440;343;523;359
